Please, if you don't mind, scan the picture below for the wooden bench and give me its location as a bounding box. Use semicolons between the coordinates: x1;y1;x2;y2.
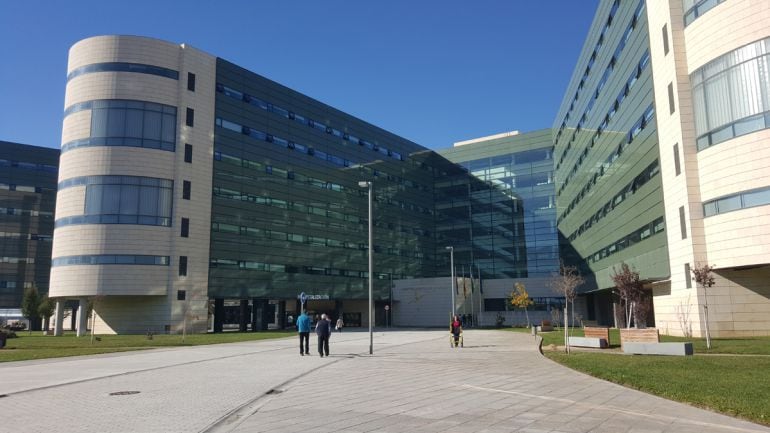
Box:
537;320;554;332
620;328;659;349
581;326;610;348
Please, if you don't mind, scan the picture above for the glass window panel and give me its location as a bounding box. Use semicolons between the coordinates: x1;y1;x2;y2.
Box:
84;185;103;215
157;188;173;217
101;185;121;214
120;185;140;215
139;186;159;216
703;201;717;217
124;109;143;138
704;73;732;129
730;59;764;120
733;114;765;136
91;109;108;137
161;113;176;143
143;110;162;141
717;195;742;213
106;108;125;137
742;188;770;208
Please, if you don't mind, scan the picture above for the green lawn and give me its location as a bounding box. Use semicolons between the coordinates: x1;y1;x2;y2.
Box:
0;331;293;362
505;326;770;355
546;352;770;426
503;327;770;425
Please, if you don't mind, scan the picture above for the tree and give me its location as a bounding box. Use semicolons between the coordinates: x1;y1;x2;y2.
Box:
509;282;534;328
38;295;55;334
21;287;40;333
692;263;716;349
611;262;645;328
550;262;584;354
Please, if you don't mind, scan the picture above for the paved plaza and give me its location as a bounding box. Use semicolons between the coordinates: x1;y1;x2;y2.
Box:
1;329;767;433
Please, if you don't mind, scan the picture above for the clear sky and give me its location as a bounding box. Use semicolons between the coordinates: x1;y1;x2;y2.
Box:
0;1;598;151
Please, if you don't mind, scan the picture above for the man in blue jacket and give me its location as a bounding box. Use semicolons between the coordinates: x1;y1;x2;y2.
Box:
296;311;311;356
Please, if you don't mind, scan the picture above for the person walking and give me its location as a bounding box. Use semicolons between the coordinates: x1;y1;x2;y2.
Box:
316;313;332;357
296;311;311;356
335;316;344;333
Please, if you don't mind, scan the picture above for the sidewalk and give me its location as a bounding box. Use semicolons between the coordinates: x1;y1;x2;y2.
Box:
1;329;767;433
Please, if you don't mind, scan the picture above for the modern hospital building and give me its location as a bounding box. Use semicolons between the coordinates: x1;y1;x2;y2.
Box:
43;0;770;336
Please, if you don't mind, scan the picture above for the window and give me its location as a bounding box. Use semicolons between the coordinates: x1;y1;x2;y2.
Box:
668;82;675;114
52;255;169;266
181;217;189;238
186;108;194;127
182;180;191;200
692;38;770;150
57;175;173;227
679;206;687;239
67;62;179;82
662;24;669;55
177;290;186;300
62;99;177;153
685;263;692;288
673;143;681;176
184;144;192;163
187;72;196;92
179;256;187;277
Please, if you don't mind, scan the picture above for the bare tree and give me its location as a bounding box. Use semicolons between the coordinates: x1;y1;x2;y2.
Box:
692;263;716;349
675;295;693;338
611;262;645;328
550;262;584;354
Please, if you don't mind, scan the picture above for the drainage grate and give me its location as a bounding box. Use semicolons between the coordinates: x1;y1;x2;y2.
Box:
0;394;7;398
109;391;141;396
265;389;284;395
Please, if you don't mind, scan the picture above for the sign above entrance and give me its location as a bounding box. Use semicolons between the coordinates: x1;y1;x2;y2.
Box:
296;293;330;300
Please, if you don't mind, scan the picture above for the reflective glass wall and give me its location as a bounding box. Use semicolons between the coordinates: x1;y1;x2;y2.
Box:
437;130;559;279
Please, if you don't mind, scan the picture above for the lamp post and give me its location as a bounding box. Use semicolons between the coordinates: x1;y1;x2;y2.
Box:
358;181;374;355
445;246;455;317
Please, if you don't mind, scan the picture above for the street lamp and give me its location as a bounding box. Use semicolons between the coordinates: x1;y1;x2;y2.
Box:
358;180;374;355
445;246;455;317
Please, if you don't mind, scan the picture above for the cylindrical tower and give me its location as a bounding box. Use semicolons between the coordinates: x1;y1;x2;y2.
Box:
50;36;216;334
648;0;770;337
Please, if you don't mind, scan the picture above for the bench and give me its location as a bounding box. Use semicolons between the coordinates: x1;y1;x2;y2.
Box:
619;328;659;349
568;336;608;348
623;342;693;356
537;320;554;332
579;326;610;348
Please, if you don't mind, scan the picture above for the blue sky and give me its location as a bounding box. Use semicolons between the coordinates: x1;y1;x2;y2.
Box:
0;1;598;151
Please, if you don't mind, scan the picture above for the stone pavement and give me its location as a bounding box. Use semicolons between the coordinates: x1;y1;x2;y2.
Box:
1;330;767;433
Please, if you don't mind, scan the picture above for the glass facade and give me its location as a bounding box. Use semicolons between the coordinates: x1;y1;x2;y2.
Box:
209;58;457;302
552;0;668;290
438;130;558;279
0;141;59;308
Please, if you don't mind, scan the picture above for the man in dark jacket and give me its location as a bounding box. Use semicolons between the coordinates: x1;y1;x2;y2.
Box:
296;311;311;356
315;313;332;357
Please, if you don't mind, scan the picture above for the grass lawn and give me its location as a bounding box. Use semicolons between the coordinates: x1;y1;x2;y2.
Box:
503;327;770;425
0;331;293;363
546;351;770;426
505;326;770;355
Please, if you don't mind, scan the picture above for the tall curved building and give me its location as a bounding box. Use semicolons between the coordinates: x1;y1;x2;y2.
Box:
51;36;216;334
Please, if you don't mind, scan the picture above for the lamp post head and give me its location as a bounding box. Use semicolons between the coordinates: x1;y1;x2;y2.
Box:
445;246;453;252
358;181;371;188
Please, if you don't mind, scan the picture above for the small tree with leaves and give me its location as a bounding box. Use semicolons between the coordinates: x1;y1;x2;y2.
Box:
21;287;41;333
692;263;716;349
611;262;645;328
509;282;534;328
550;262;584;354
38;295;55;334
